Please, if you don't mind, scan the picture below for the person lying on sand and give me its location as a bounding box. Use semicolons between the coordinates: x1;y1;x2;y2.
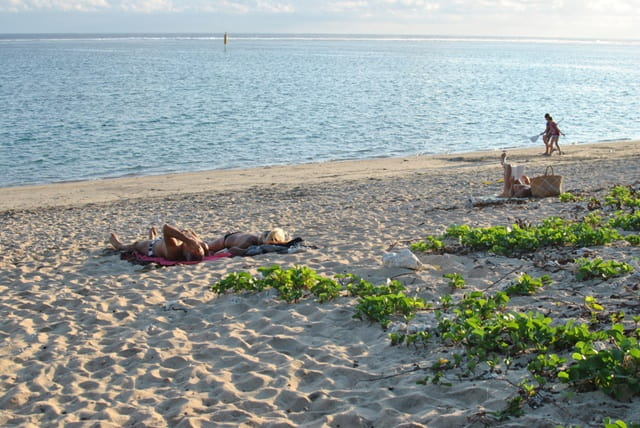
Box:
206;228;289;256
500;152;532;198
109;224;208;262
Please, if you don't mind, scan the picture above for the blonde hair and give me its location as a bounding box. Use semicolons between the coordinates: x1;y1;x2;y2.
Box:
260;228;287;244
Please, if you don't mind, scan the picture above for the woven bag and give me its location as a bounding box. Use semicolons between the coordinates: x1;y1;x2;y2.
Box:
530;166;563;198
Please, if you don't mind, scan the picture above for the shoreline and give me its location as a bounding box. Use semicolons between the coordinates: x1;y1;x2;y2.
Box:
2;139;638;212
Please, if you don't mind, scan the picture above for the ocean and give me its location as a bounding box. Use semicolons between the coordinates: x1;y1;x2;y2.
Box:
1;33;639;188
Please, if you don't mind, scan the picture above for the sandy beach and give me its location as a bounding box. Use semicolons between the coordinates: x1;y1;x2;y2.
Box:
1;140;640;427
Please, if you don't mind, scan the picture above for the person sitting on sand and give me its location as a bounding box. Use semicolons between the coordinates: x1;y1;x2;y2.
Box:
109;224;208;262
500;152;531;198
206;228;289;256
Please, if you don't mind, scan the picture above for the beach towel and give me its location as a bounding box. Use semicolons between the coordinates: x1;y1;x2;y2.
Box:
510;165;526;182
122;251;233;266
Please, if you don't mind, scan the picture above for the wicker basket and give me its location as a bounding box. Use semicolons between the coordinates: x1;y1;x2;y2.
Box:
530;166;563;198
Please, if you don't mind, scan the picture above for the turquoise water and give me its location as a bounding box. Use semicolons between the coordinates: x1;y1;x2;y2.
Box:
1;34;639;187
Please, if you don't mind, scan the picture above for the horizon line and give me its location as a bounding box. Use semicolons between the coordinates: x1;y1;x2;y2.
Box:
1;32;638;44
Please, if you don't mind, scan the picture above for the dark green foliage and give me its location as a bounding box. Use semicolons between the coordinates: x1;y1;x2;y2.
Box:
558;325;640;401
575;258;634;281
604;185;640;210
411;236;443;252
610;211;640;231
389;330;432;347
559;192;585;202
505;273;551;296
414;214;623;257
444;272;465;289
212;268;427;328
338;273;405;297
210;271;265;294
603;418;640;428
210;264;343;303
354;293;426;328
492;396;524;421
527;353;566;379
432;282;640;403
626;235;640;246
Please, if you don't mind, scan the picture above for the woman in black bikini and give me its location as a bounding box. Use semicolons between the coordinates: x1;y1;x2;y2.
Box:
109;224;208;261
206;228;289;256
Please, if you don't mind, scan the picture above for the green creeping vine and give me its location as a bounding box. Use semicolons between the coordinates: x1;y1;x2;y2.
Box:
341;273;405;297
412;216;622;256
609;211;640;231
603;419;640;428
353;292;426;328
211;268;427;327
575;258;634;281
410;235;443;252
389;330;432;348
413;184;640;256
604;185;640;210
626;235;640;246
428;285;640;426
211;265;343;303
559;192;585;202
558;324;640;401
341;275;428;328
505;273;551;296
431;285;640;404
211;265;640;424
444;272;466;289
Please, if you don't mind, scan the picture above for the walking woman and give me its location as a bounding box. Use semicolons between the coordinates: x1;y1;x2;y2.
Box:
542;113;564;155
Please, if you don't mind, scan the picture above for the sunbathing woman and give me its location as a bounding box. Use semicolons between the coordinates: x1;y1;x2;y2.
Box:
206;228;289;256
500;152;531;198
109;224;208;261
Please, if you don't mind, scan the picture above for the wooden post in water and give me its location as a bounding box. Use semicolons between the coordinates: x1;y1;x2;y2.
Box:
224;32;228;45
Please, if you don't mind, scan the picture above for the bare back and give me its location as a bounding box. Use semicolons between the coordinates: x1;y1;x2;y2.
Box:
207;232;261;253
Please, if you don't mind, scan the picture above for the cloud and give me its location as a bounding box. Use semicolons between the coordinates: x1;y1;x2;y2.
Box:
2;0;638;17
0;0;110;12
321;0;440;15
165;0;294;14
116;0;174;13
1;0;638;38
0;0;295;13
585;0;636;13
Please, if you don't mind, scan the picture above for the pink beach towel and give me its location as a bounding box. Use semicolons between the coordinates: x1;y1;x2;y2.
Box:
129;251;233;266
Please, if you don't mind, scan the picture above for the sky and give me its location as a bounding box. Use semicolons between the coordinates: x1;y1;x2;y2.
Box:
0;0;638;40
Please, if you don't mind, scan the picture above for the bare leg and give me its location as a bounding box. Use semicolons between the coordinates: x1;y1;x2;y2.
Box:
552;136;562;155
228;246;249;256
148;226;159;240
500;152;513;197
543;135;551;155
109;233;133;251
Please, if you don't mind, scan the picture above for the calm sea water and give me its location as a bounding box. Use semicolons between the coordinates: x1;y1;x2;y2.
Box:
1;34;639;188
